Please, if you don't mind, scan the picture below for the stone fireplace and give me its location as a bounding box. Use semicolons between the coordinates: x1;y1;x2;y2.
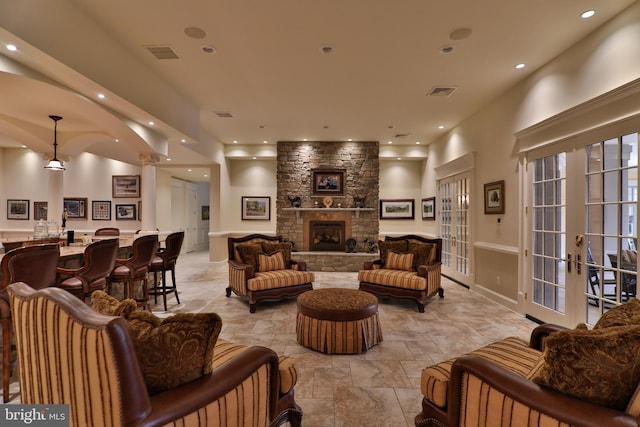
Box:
309;221;345;251
276;141;380;270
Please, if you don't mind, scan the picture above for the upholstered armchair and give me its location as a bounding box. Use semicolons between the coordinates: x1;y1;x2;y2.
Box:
358;235;443;312
8;282;303;427
415;305;640;427
227;234;314;313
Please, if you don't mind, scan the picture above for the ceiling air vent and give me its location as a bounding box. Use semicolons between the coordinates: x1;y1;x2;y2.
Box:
428;86;457;97
215;111;233;118
393;133;410;138
146;45;180;60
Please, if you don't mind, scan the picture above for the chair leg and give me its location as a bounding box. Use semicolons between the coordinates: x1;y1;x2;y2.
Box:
161;270;168;311
153;271;159;304
172;267;180;305
2;318;12;403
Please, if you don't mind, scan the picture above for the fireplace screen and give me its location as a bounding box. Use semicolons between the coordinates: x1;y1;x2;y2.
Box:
310;221;345;251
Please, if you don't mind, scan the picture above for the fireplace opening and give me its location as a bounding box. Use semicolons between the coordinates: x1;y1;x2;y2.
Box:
309;221;345;251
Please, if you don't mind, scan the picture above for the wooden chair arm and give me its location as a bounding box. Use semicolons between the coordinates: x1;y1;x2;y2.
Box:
529;323;569;351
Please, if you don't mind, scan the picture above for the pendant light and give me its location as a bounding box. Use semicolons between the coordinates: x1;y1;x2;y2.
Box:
44;115;65;170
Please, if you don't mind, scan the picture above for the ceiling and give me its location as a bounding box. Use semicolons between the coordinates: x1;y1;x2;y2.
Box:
0;0;637;183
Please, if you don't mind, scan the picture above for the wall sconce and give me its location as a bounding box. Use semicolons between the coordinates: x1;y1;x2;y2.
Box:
44;115;65;171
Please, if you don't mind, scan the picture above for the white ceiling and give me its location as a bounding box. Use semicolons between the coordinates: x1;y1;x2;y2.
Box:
0;0;637;183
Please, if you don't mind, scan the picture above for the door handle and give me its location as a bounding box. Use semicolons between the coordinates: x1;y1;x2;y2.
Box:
575;254;581;275
567;253;572;273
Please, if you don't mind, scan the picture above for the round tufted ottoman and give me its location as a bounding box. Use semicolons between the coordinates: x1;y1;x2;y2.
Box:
296;288;383;354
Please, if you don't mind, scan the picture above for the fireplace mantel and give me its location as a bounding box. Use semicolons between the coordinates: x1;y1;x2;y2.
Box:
282;207;375;219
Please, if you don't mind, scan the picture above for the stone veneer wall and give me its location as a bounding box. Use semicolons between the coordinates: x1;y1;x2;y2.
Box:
276;141;379;254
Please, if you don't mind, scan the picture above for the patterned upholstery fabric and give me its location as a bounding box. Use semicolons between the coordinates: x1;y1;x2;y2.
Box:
420;336;539;409
529;324;640;411
358;268;428;291
456;373;572;427
258;250;286;272
213;339;298;395
262;241;293;266
385;251;414;271
378;240;408;267
236;243;263;270
408;242;435;270
248;269;315;291
92;291;223;395
594;297;640;329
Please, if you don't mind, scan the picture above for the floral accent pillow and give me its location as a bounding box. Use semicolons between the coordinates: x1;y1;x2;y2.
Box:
594;298;640;329
91;291;222;395
528;324;640;411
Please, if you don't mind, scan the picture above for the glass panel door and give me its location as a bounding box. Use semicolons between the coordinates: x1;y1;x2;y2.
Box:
439;172;472;285
526;132;639;327
584;133;638;325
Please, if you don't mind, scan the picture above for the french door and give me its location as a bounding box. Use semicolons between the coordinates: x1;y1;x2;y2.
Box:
525;132;638;327
439;172;472;286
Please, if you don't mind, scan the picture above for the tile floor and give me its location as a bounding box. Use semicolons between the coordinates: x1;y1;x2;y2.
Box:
4;250;538;426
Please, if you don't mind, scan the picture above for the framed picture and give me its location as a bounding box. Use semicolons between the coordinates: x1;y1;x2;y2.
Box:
7;199;29;220
484;180;505;214
64;197;88;219
201;205;210;220
380;199;415;220
242;196;271;220
112;175;141;198
115;203;137;220
92;200;111;220
422;197;436;220
33;201;48;220
311;169;345;196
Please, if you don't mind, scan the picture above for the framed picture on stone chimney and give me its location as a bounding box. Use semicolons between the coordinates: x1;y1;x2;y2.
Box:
242;196;271;220
312;169;345;196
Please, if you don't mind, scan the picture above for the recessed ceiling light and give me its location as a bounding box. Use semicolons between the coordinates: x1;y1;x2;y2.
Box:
114;139;119;143
148;121;155;126
415;141;421;145
515;63;526;69
387;141;393;144
97;93;105;99
181;138;187;143
252;156;257;160
397;157;402;160
204;174;208;177
439;44;455;54
233;140;238;144
438;125;445;129
201;45;216;54
6;44;17;52
581;10;595;19
320;45;334;54
21;145;27;148
166;158;172;161
303;138;308;141
347;138;353;141
187;168;193;172
263;140;268;144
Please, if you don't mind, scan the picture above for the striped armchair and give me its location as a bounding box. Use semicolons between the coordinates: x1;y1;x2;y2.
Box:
358;235;443;312
415;324;637;427
8;282;302;427
227;234;314;313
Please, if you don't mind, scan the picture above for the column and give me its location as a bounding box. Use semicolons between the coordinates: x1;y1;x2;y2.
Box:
139;153;159;234
47;169;64;228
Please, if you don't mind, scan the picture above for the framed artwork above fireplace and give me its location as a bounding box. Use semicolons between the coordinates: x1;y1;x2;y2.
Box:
311;169;345;196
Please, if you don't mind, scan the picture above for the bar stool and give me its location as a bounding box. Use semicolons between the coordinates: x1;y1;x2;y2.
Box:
148;231;184;311
108;234;158;310
56;238;119;301
0;243;60;403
